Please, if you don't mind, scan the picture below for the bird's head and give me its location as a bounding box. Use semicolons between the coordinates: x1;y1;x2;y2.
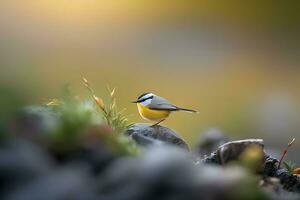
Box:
132;93;155;105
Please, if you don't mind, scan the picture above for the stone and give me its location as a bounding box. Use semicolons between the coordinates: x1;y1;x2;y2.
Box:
126;123;189;150
12;106;59;140
264;156;279;177
97;146;267;200
5;167;98;200
0;139;54;196
202;139;265;165
195;128;229;158
275;168;300;192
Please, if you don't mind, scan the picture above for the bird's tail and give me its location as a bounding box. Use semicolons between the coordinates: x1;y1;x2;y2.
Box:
176;107;198;113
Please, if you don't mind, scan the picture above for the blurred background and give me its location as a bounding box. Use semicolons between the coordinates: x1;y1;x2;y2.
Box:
0;1;299;161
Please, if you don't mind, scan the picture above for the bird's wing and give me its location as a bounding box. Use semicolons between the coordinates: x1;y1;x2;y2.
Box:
148;96;178;111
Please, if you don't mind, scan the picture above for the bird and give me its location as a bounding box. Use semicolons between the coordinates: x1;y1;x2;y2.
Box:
132;93;197;126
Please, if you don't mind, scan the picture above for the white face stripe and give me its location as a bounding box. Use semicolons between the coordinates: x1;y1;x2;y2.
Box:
140;98;152;106
140;93;154;100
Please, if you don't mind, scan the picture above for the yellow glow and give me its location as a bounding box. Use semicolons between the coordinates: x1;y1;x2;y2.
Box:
2;0;142;25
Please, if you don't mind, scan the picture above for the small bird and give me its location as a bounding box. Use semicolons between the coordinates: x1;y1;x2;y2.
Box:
132;93;197;126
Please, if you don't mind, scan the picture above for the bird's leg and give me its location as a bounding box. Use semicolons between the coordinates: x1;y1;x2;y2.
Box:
151;119;165;127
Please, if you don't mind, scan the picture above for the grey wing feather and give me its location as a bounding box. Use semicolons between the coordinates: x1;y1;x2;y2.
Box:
148;96;178;111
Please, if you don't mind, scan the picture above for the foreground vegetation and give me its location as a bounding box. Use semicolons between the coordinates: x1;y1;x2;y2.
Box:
0;81;299;200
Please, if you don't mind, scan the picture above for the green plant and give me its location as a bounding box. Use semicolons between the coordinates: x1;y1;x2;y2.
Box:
82;78;140;155
283;161;296;173
278;138;295;169
44;83;140;156
82;77;130;134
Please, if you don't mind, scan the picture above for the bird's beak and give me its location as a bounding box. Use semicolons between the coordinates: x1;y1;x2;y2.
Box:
131;101;138;103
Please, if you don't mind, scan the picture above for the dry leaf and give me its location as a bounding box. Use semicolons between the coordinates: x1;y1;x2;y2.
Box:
93;95;105;111
293;168;300;175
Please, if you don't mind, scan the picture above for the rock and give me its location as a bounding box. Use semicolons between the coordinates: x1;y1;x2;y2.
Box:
11;106;59;141
201;139;300;193
126;124;189;150
71;143;118;175
264;156;279;177
97;146;267;200
97;146;197;200
261;156;300;193
260;177;281;193
4;166;98;200
202;139;265;165
196;165;267;200
0;139;54;196
195;128;229;158
275;169;300;193
261;177;300;200
54;125;119;174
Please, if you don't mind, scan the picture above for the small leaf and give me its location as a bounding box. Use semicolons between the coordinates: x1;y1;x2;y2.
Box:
283;161;293;173
82;77;89;85
46;99;62;106
93;95;105;111
293;168;300;175
110;88;116;98
288;138;296;147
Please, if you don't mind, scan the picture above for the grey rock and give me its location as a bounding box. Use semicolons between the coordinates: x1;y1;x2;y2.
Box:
195;128;229;158
97;146;198;200
264;156;279;177
97;146;267;200
0;139;53;175
261;177;300;200
126;124;189;150
275;169;300;193
5;166;97;200
72;143;118;175
0;139;54;197
12;106;59;140
201;139;300;194
262;156;300;193
202;139;265;165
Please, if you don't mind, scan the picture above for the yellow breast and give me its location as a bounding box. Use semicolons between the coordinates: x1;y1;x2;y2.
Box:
137;103;170;122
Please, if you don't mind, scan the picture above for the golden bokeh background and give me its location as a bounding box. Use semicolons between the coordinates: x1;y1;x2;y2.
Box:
0;1;299;158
